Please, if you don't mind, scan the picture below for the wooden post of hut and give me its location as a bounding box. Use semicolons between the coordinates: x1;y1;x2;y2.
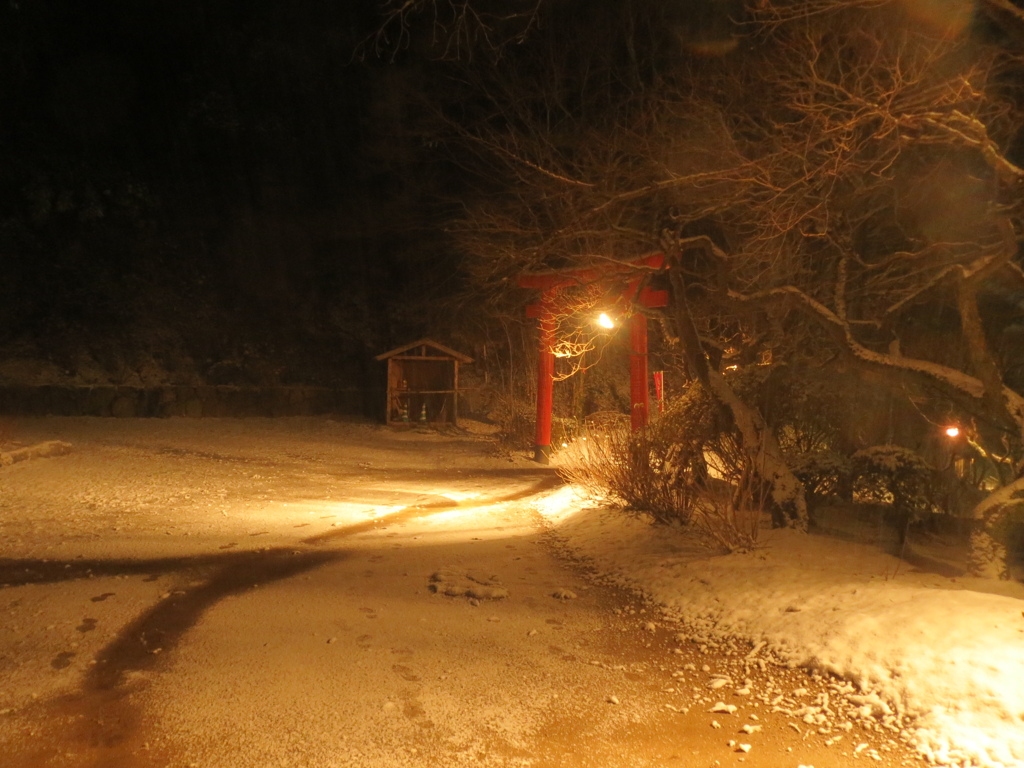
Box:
375;339;473;426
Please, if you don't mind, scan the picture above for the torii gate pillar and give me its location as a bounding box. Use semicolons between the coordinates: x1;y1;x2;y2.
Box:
533;290;556;464
520;255;667;464
630;312;649;433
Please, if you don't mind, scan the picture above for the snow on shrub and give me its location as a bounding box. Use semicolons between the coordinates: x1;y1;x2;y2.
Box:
851;445;940;536
788;449;852;500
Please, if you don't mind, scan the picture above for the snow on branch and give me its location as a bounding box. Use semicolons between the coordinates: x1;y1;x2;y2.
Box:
731;283;1024;439
672;234;731;263
971;474;1024;523
728;285;988;399
910;112;1024;183
882;230;1017;319
980;0;1024;31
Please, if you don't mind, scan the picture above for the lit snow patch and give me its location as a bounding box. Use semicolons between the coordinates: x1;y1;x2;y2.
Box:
532;486;581;524
439;491;482;502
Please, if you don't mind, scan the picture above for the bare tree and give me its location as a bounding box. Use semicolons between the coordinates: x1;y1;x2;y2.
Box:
711;2;1024;576
444;0;1024;570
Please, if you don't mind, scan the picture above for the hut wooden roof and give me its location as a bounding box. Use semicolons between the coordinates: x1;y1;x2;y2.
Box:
374;338;473;364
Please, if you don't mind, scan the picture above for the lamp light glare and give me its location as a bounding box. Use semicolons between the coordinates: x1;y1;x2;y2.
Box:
597;312;615;329
945;426;960;438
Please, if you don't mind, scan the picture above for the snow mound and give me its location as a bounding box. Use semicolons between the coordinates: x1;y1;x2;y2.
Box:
0;440;73;466
428;569;509;600
537;488;1024;768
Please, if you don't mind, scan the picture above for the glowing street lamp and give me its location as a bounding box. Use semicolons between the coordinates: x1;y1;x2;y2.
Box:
597;312;615;329
944;426;960;438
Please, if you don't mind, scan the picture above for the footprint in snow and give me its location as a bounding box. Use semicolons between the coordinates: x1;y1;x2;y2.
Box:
392;664;420;682
51;651;76;670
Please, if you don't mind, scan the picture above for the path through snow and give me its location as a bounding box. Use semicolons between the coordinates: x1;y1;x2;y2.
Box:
0;417;1018;767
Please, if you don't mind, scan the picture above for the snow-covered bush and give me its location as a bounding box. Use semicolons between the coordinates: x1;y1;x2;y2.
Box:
851;445;941;539
788;449;852;500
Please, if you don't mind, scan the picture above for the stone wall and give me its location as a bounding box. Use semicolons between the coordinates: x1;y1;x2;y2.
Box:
0;385;366;418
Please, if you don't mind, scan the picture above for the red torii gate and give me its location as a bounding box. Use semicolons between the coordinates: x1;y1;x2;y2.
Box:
518;254;668;463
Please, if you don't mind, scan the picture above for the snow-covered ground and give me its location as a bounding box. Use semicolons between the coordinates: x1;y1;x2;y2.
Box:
534;486;1024;768
1;416;1021;767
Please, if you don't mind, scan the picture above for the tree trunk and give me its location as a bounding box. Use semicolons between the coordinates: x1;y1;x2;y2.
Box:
665;262;808;530
968;524;1009;580
966;475;1024;579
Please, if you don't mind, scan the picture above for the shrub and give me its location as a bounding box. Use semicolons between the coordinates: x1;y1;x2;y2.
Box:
851;445;941;539
556;382;767;552
556;418;696;525
789;449;853;500
690;467;765;553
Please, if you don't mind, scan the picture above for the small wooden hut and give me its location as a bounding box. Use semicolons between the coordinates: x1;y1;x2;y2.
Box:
375;339;473;426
